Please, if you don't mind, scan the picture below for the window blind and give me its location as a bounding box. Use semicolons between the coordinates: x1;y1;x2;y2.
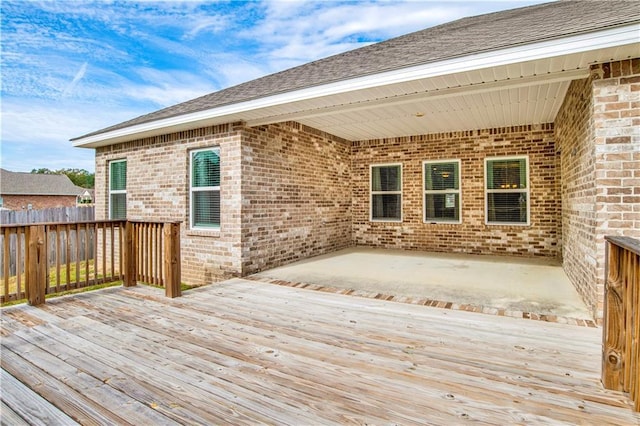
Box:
109;160;127;220
424;161;460;222
486;158;528;224
190;148;221;229
110;193;126;220
192;150;220;188
371;165;402;221
110;161;127;191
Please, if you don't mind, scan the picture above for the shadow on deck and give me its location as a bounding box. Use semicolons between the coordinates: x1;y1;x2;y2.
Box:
1;279;638;425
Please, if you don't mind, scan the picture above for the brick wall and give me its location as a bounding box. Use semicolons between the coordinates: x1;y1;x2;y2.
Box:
240;122;352;274
555;58;640;320
95;123;245;285
351;125;560;258
1;195;78;210
95;121;352;284
555;76;598;317
593;59;640;318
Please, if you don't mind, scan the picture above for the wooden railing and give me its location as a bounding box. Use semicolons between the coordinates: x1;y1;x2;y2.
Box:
124;221;181;298
603;236;640;412
0;220;181;305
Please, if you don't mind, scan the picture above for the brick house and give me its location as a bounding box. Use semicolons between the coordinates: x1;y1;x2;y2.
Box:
72;1;639;320
0;169;90;210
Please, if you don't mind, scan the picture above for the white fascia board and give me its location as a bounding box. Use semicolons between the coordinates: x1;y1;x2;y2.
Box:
73;23;640;148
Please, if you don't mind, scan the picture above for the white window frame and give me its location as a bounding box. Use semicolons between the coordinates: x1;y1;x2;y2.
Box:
108;159;126;220
370;163;402;222
484;156;530;226
423;159;462;224
190;147;221;230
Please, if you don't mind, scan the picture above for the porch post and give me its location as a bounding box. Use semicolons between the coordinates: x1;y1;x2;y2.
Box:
123;221;137;287
163;222;181;298
26;225;46;306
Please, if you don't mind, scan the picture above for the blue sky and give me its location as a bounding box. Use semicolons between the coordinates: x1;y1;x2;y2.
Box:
1;0;547;173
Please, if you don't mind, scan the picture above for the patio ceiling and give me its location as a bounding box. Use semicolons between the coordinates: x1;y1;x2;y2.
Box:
245;44;637;140
247;66;582;140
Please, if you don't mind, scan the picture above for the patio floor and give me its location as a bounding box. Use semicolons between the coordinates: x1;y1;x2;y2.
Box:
1;280;638;425
252;247;595;324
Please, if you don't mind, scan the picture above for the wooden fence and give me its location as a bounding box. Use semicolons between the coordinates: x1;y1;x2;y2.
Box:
1;223;94;277
1;206;95;225
603;236;640;412
0;220;181;304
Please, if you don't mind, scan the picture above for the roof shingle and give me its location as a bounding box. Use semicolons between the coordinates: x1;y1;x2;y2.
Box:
0;169;85;196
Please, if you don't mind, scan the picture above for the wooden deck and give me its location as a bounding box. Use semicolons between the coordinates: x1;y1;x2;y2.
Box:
1;279;638;425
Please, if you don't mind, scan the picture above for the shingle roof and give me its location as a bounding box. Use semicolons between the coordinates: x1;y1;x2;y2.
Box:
74;0;640;140
0;169;85;196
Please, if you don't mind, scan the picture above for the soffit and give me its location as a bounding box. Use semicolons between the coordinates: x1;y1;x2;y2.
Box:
243;43;637;140
74;37;638;148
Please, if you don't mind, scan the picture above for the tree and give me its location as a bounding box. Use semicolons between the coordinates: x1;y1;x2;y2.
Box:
31;168;95;188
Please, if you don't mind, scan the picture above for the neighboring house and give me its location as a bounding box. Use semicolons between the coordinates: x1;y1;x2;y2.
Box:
72;1;640;321
77;189;95;205
0;169;91;210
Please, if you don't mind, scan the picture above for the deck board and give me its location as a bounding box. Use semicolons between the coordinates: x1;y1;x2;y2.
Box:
0;370;78;426
1;279;638;425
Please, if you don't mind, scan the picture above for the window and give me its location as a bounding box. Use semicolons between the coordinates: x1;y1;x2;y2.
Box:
190;148;221;229
424;160;461;223
109;160;127;219
370;164;402;221
485;157;529;225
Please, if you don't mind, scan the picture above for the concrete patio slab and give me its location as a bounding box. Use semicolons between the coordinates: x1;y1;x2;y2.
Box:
252;247;593;321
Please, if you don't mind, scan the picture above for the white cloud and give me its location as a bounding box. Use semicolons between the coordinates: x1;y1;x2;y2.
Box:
62;62;88;98
245;0;543;68
183;16;228;39
0;97;147;172
122;67;218;106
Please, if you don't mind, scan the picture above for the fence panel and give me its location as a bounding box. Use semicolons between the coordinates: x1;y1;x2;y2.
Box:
1;206;95;225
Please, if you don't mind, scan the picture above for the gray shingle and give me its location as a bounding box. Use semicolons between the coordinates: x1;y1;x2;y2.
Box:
74;0;640;140
0;169;85;196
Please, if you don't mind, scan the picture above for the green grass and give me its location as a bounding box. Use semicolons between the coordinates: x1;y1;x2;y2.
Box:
1;260;121;307
1;281;122;307
49;259;102;286
1;259;196;307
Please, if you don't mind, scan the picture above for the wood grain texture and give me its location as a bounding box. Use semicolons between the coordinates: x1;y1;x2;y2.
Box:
603;238;640;412
0;369;78;426
163;222;180;298
2;279;639;425
26;225;45;306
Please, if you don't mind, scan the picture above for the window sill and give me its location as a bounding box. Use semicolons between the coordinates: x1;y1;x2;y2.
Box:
424;220;462;225
485;222;530;227
186;228;221;237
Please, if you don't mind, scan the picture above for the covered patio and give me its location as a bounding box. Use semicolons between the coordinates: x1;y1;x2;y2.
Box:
252;248;594;324
2;280;638;424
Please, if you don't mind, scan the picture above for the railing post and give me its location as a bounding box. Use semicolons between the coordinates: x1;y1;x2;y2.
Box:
124;221;137;287
602;240;623;390
163;222;181;298
603;236;640;412
26;225;46;306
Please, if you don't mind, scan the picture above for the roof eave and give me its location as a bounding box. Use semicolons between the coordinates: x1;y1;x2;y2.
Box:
71;22;640;149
